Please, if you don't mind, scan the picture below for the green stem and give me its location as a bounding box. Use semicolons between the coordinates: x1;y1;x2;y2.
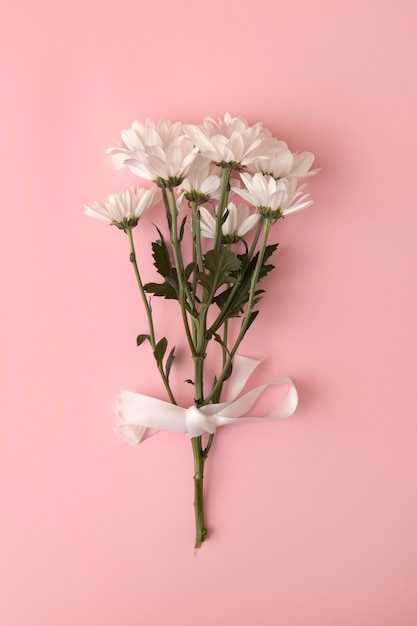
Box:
166;189;197;357
248;215;264;258
221;244;231;370
192;436;207;549
214;168;231;250
194;355;204;406
190;200;218;545
161;188;172;230
222;318;229;368
126;228;177;405
191;202;204;346
191;202;204;273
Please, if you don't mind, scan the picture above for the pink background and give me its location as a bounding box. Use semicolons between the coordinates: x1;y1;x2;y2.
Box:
2;1;417;624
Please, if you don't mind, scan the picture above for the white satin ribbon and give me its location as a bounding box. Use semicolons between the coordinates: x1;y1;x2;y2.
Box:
114;355;298;446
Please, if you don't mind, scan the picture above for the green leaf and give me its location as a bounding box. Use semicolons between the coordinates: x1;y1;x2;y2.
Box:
205;248;241;276
243;310;259;334
144;281;178;299
257;244;278;279
210;375;222;404
212;244;278;320
165;346;175;379
151;228;172;278
153;337;168;367
179;216;187;242
184;262;196;282
197;248;241;296
136;334;150;346
145;227;180;301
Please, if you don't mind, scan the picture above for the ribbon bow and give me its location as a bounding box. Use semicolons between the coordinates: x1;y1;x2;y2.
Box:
114;355;298;446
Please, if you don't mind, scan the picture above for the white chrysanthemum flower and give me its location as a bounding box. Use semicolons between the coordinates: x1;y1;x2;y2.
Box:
106;118;198;188
250;140;293;177
124;137;199;188
84;187;160;229
199;202;259;243
177;156;222;205
235;172;312;218
106;118;184;169
183;113;276;169
236;173;287;214
251;139;317;180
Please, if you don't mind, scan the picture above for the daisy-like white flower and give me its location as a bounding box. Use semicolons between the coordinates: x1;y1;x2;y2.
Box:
250;140;294;178
106;118;184;169
177;155;222;205
199;202;259;243
235;172;312;219
183;113;276;170
251;140;317;180
124;137;199;188
106;118;198;188
84;186;160;229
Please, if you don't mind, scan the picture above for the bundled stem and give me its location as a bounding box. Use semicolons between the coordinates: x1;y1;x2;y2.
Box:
130;182;273;549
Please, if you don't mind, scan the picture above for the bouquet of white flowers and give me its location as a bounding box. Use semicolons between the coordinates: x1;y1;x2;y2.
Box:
85;113;317;548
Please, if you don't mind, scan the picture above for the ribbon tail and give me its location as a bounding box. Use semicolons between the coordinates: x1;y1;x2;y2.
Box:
114;424;159;447
114;391;189;444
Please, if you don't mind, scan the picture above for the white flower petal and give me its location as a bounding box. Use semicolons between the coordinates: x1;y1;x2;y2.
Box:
238;213;260;236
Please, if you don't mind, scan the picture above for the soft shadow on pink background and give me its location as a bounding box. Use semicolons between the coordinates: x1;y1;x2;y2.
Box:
2;1;417;625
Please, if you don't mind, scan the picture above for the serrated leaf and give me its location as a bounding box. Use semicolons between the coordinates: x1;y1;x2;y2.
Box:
212;285;233;308
136;334;150;346
145;227;181;301
211;244;278;322
204;248;241;275
152;247;171;278
153;337;168;366
144;282;178;299
198;248;241;296
151;237;172;278
257;244;278;279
